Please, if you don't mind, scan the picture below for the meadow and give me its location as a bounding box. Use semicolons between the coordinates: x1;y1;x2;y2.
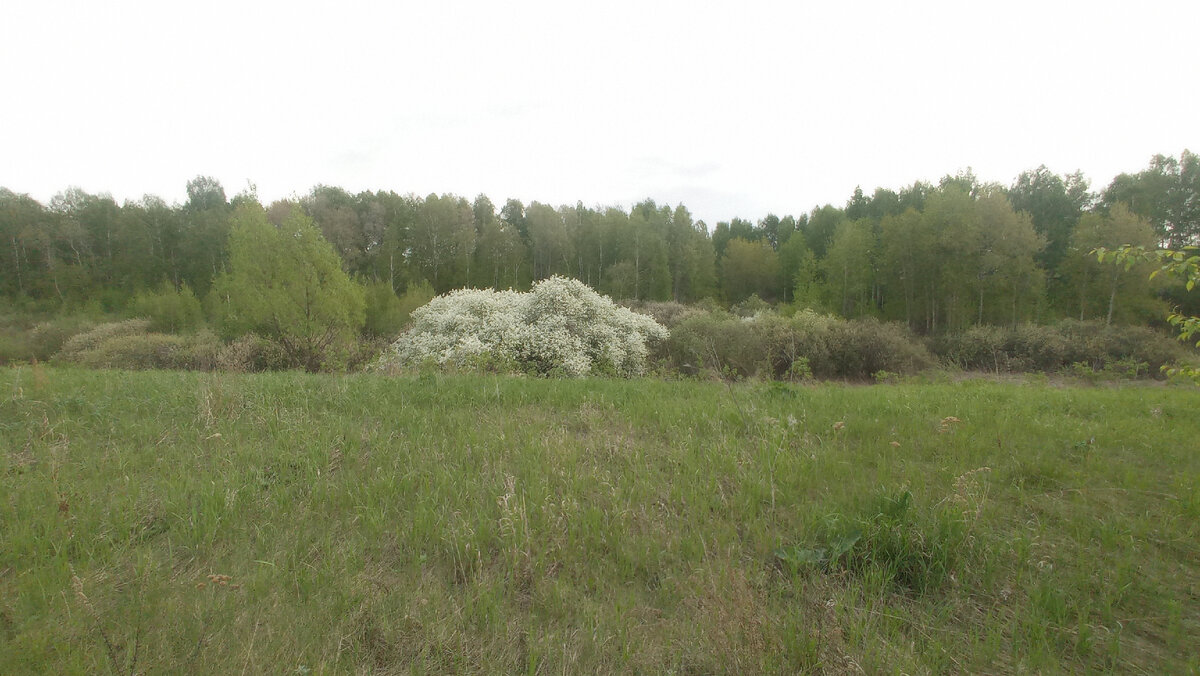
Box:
2;366;1198;673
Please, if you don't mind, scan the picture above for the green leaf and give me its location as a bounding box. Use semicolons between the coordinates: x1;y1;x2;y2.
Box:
775;546;828;570
826;529;862;563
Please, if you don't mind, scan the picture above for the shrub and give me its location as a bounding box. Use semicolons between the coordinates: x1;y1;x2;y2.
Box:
826;318;936;378
381;276;668;377
0;315;97;365
396;280;436;324
731;293;771;318
620;300;705;328
55;325;220;371
1005;324;1070;372
757;311;837;379
666;310;931;380
1056;320;1183;374
932;325;1006;371
0;330;32;366
362;282;409;338
55;319;154;362
28;317;96;361
215;334;292;373
130;282;204;333
664;310;766;377
343;336;393;372
931;321;1189;377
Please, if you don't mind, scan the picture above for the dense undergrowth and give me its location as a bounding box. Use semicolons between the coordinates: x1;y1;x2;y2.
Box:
2;299;1194;382
2;368;1198;672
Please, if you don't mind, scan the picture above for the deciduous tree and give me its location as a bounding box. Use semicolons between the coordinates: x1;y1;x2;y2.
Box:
210;204;365;371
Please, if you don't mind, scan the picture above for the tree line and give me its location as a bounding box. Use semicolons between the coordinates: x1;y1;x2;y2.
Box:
2;150;1196;334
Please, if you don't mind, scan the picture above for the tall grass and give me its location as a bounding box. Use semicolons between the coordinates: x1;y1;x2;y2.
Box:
1;368;1198;672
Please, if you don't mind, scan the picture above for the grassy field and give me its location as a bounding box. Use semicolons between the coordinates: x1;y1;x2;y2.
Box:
2;367;1198;674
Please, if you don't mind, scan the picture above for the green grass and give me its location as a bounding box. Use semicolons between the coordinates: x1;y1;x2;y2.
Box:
2;367;1199;673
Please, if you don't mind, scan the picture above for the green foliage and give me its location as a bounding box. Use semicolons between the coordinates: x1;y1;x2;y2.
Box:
666;310;933;380
54;319;154;360
52;320;220;370
779;233;821;309
620;300;705;328
340;336;393;373
0;314;95;364
131;282;204;333
1009;166;1091;272
213;334;292;373
720;238;781;303
1094;243;1200;380
821;218;877;317
210;204;366;371
0;324;34;365
28;317;96;361
1067;358;1150;382
408;194;475;292
1;166;1190;344
75;332;220;371
361;281;408;338
933;320;1187;376
3;159;1197;381
776;490;968;593
1067;204;1161;325
731;293;771;317
1101;150;1200;249
395;280;435;327
826;317;937;377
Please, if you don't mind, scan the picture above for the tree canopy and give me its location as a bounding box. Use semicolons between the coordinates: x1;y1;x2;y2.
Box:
210;204;365;371
2;150;1198;342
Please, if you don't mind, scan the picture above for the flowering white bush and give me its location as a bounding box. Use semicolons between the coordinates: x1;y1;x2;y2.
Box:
381;276;668;376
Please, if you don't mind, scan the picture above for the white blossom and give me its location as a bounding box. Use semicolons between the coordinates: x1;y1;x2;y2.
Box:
381;276;668;377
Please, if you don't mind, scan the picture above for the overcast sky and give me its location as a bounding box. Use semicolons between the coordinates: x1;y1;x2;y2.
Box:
2;0;1197;225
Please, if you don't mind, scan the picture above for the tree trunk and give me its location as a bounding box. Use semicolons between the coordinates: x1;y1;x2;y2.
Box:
1106;267;1119;326
841;264;849;316
11;236;22;293
634;233;640;301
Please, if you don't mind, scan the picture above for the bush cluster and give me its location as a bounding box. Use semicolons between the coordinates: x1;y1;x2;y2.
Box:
55;319;155;358
9;289;1194;381
54;320;221;371
0;315;96;365
130;283;204;333
931;320;1188;376
0;330;30;366
381;276;668;377
214;334;292;373
28;317;97;361
620;300;707;328
664;309;935;380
